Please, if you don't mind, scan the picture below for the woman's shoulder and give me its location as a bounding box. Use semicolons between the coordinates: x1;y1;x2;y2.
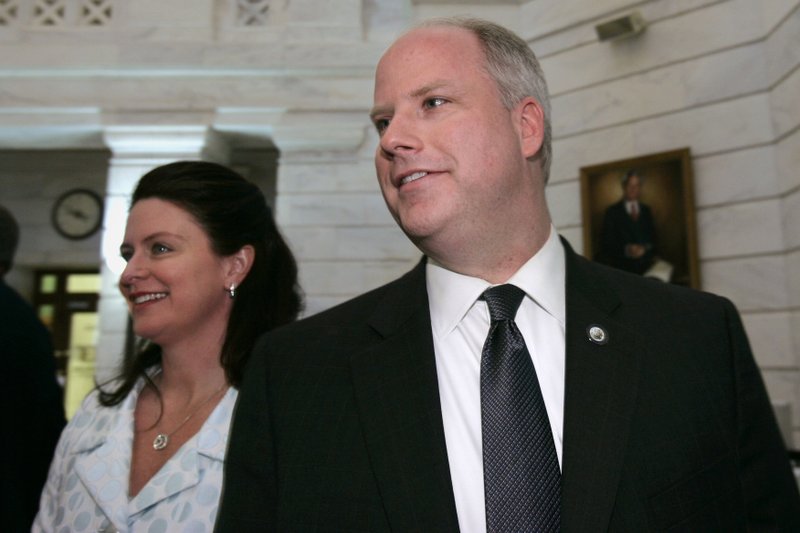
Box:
60;377;143;452
64;388;118;427
69;386;109;421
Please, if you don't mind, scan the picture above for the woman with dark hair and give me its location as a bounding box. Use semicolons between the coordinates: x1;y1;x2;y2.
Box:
34;161;301;532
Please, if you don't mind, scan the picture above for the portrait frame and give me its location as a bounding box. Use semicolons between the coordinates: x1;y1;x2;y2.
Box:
579;147;700;289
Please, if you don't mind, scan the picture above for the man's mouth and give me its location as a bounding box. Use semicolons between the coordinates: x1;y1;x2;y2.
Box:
400;171;428;186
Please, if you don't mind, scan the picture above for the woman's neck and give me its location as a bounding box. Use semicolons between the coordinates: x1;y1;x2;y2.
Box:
156;337;227;401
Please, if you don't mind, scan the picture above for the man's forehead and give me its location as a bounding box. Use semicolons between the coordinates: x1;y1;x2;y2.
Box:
384;25;477;58
374;31;484;94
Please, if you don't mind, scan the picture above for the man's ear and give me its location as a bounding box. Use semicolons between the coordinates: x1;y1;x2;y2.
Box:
224;245;255;288
517;96;545;160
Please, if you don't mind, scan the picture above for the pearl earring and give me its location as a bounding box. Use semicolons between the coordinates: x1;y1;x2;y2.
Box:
228;283;236;299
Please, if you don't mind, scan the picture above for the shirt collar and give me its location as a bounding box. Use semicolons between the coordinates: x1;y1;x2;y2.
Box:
427;225;565;338
71;375;149;455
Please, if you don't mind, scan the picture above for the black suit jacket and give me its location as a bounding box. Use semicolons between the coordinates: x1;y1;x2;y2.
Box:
0;280;66;531
217;241;800;531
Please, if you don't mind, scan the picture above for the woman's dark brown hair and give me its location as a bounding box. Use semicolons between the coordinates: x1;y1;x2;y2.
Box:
99;161;302;406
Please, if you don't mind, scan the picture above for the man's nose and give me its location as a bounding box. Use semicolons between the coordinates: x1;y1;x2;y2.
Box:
379;113;422;157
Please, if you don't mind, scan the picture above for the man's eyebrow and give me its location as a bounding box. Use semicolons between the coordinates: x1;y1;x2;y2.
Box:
409;81;450;99
369;105;391;121
370;80;454;119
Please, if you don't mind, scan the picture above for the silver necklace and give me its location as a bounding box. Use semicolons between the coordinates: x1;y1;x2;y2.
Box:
152;383;227;451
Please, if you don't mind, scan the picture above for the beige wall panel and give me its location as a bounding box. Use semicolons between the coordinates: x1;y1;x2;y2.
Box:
540;0;781;95
701;255;789;312
775;128;800;194
277;160;377;193
693;147;778;207
697;199;784;259
791;249;800;318
284;226;416;261
545;179;581;228
550;93;773;185
520;0;640;40
276;192;395;226
743;312;797;368
770;64;800;139
783;189;800;250
764;2;800;83
761;370;800;427
299;259;419;297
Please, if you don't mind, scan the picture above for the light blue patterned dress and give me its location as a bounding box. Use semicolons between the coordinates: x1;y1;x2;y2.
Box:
33;375;238;533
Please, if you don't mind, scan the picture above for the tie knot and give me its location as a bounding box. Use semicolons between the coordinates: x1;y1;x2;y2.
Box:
482;284;525;322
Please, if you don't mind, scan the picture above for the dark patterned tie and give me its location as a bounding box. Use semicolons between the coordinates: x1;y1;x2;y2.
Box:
481;284;561;532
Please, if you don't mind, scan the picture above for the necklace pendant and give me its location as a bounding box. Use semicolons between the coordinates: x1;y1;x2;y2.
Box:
153;433;169;451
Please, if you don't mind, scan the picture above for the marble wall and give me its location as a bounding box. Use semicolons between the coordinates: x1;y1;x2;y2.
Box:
521;0;800;445
0;150;109;298
0;0;797;441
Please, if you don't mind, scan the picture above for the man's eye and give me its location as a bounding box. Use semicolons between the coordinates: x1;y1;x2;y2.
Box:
423;97;447;109
374;118;390;133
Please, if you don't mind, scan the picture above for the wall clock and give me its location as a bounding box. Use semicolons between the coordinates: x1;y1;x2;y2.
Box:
51;188;104;240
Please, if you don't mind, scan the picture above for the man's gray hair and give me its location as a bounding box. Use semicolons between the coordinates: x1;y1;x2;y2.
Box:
0;205;20;276
418;17;552;182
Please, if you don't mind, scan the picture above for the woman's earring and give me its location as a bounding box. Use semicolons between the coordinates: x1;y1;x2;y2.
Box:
228;283;236;299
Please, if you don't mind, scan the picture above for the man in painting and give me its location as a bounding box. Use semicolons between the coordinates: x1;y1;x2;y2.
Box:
598;169;659;276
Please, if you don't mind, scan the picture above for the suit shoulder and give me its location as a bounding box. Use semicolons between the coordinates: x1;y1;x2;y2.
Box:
573;252;731;312
264;260;425;338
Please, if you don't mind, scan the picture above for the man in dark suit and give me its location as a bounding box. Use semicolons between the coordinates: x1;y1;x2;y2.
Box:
599;170;658;276
0;205;66;532
217;17;800;532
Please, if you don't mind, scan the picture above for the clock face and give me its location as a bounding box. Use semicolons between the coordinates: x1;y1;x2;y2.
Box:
51;189;104;240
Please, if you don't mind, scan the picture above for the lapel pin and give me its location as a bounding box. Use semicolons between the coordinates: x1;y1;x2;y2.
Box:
587;324;609;345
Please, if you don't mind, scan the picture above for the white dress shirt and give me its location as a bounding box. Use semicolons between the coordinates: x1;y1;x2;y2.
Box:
427;226;566;533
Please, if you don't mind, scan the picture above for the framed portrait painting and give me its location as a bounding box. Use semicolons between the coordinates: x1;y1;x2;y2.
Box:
580;147;700;289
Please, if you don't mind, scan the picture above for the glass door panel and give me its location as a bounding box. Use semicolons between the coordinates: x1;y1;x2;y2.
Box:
64;311;98;419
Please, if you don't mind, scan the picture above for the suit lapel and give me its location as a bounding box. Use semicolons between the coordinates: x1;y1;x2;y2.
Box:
560;241;643;533
348;246;644;531
350;260;460;531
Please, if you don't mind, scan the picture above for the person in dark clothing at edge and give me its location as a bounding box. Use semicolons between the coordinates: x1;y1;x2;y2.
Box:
0;204;66;532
